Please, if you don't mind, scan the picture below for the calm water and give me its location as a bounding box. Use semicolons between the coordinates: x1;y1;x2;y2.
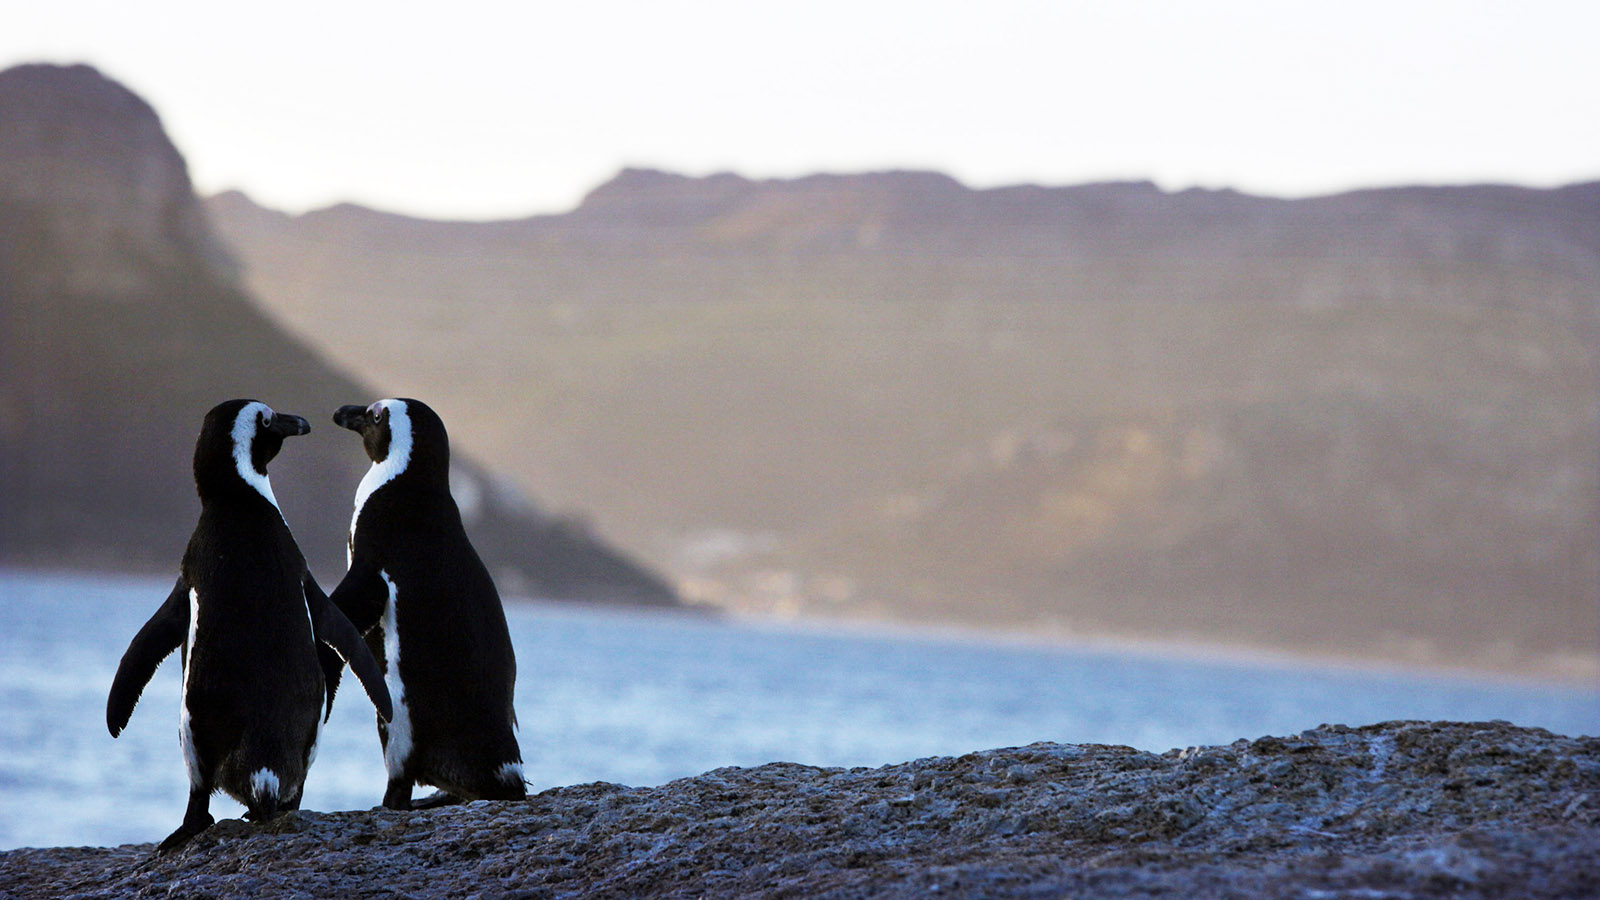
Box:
2;569;1595;850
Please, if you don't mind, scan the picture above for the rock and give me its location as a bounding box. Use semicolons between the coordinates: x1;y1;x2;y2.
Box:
2;721;1596;898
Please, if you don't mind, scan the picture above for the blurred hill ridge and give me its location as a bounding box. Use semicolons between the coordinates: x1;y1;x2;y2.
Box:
0;63;677;607
3;62;1593;677
206;158;1600;677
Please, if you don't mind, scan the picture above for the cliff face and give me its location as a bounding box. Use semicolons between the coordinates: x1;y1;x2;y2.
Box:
0;63;675;605
0;63;232;293
2;721;1595;898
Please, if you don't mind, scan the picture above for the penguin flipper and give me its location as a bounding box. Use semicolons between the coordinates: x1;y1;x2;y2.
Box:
304;574;346;721
107;576;189;738
327;556;387;635
315;641;344;722
306;576;394;723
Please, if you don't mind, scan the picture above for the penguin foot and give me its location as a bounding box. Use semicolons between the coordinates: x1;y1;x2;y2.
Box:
411;790;466;810
382;778;413;811
155;813;213;855
158;788;216;855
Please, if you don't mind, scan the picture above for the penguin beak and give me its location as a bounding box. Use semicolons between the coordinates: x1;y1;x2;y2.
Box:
268;413;311;437
333;405;367;431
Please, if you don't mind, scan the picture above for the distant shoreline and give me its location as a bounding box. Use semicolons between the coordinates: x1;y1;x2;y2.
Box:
697;603;1600;688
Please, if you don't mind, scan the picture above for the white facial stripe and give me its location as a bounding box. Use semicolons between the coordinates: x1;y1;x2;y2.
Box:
350;399;412;539
232;401;281;510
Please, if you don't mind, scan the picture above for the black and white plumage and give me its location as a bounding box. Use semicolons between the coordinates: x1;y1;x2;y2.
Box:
106;399;393;852
330;398;526;810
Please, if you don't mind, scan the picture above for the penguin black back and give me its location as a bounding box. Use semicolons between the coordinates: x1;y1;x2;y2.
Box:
331;398;524;810
107;400;392;852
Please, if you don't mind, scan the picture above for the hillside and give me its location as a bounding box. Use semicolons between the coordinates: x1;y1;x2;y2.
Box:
3;722;1597;899
205;166;1600;677
0;63;676;606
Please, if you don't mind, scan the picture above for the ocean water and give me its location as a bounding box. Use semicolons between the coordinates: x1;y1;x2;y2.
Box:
1;569;1595;850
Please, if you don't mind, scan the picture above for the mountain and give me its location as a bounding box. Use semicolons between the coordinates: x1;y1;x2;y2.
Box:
0;63;676;606
207;171;1600;676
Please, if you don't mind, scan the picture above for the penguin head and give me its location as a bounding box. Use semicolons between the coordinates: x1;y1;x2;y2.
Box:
334;398;450;487
194;399;311;504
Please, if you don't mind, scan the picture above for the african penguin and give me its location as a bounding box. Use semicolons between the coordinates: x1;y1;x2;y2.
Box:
107;399;393;852
330;398;526;810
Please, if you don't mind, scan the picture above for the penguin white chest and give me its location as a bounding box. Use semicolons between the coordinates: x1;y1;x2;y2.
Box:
379;570;412;776
179;588;202;787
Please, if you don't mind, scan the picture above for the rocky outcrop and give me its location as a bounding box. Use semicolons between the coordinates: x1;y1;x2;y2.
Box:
3;721;1595;898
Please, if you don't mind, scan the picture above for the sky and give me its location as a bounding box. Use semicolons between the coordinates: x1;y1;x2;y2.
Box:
5;0;1597;221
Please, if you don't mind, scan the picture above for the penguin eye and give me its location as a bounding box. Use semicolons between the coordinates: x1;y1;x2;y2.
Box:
259;412;271;429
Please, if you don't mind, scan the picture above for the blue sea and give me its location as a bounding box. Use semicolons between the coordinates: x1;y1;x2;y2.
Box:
2;569;1595;850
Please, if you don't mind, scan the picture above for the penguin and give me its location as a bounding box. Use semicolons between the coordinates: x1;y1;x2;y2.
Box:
329;398;526;810
107;399;393;852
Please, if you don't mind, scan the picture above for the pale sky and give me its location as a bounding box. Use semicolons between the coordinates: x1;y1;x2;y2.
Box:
5;0;1597;221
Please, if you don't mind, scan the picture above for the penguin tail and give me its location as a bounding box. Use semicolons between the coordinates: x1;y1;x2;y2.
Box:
487;761;528;801
497;761;527;789
247;768;282;820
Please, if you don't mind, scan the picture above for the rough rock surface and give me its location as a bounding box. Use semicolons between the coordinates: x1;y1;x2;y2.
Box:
3;721;1596;899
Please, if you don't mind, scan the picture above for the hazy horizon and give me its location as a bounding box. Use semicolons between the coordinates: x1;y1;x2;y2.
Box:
211;163;1600;223
5;0;1598;220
